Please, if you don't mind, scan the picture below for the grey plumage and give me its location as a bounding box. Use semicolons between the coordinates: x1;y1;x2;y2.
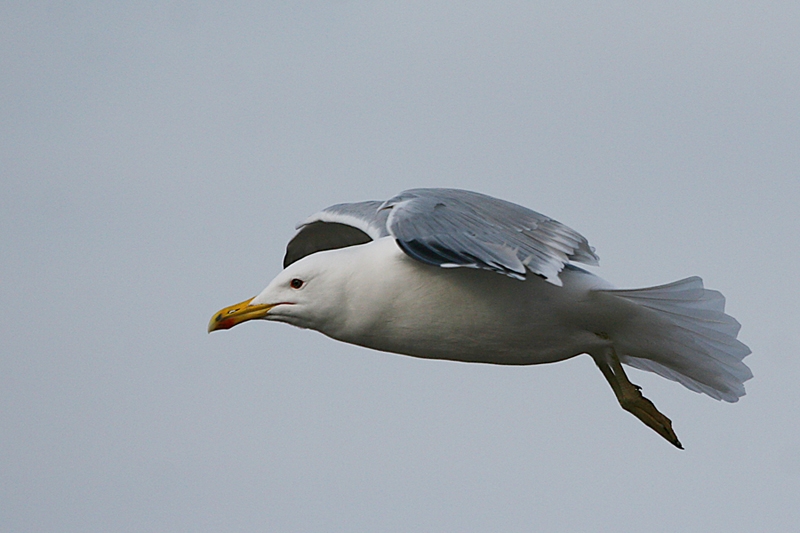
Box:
286;188;598;285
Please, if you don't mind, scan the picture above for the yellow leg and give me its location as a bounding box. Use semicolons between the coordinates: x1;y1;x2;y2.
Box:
595;347;683;449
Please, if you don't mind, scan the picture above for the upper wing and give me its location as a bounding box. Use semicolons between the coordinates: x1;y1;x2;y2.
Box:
382;188;599;285
284;189;599;286
283;200;388;267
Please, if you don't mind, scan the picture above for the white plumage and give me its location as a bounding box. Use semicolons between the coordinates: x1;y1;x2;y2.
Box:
210;188;752;448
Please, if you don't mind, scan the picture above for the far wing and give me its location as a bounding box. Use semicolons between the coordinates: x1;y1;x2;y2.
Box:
283;200;388;267
382;188;599;285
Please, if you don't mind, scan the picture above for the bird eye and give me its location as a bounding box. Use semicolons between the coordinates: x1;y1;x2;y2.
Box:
290;278;304;289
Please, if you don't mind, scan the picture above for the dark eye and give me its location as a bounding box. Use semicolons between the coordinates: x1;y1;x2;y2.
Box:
290;278;304;289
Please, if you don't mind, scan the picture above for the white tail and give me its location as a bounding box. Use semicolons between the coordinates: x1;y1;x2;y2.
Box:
600;277;752;402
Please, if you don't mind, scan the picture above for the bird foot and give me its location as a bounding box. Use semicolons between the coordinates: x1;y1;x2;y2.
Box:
619;386;683;449
594;347;684;449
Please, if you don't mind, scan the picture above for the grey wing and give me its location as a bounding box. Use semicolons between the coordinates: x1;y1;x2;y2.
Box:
283;200;389;267
382;188;599;285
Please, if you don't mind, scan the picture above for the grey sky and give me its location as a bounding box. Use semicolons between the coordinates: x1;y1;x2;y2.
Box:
2;2;799;531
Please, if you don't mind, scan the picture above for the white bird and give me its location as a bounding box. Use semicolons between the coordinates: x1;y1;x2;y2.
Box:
209;188;752;448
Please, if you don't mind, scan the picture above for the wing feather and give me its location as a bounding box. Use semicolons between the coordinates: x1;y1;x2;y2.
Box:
283;200;388;267
382;188;598;284
283;189;598;285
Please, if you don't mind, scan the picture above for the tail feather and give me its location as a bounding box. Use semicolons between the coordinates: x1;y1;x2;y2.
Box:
622;357;733;400
600;277;752;402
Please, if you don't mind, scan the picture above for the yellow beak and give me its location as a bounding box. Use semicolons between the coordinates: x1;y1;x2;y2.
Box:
208;297;276;333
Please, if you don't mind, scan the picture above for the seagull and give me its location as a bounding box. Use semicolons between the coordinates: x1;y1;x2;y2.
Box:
208;188;752;448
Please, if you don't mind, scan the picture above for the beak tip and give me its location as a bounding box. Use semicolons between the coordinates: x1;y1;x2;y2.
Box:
207;297;266;335
207;313;223;333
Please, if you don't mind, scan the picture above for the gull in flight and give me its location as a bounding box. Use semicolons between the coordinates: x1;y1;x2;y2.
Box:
209;188;752;448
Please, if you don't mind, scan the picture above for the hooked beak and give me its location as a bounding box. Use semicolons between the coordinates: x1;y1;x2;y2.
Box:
208;297;276;333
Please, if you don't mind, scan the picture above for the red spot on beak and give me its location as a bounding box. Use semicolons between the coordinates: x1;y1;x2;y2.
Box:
217;318;237;330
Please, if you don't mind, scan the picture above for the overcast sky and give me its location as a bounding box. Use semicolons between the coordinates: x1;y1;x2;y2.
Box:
2;2;799;531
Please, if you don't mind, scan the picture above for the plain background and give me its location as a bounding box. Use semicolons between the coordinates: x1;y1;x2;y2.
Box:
2;2;799;531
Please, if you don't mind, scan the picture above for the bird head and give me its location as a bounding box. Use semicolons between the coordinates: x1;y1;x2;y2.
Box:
207;250;348;333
